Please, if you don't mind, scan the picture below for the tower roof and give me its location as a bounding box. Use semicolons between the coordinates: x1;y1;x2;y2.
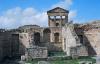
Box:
47;7;69;13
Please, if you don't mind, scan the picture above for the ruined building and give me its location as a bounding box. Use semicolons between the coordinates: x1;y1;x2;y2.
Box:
0;7;100;61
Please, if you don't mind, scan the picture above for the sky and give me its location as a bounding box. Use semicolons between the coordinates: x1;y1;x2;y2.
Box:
0;0;100;29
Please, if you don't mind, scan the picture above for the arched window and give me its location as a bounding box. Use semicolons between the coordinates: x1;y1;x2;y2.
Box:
56;16;61;19
54;33;59;43
78;35;83;44
56;23;59;27
62;16;65;19
34;32;40;45
43;28;51;42
50;16;54;19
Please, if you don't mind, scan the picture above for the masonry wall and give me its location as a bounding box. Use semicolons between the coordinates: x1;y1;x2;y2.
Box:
84;29;100;56
19;33;30;56
0;32;12;61
62;25;78;56
0;33;4;61
27;47;47;59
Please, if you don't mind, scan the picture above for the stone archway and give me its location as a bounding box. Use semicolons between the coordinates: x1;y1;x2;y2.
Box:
43;28;51;43
34;32;40;45
54;33;59;43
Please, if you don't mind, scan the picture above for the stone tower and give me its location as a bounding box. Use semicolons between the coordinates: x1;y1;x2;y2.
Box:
47;7;69;27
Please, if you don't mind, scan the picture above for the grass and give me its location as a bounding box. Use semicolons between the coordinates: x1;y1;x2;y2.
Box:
26;56;96;64
78;56;96;63
26;59;78;64
49;60;78;64
26;59;37;64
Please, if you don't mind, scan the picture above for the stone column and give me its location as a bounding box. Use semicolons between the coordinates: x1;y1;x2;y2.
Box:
60;16;62;26
65;15;68;23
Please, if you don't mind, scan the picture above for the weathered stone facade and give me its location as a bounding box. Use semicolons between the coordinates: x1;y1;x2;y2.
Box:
27;47;47;59
0;7;100;61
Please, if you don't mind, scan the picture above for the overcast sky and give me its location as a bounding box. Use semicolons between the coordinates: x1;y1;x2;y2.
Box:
0;0;100;29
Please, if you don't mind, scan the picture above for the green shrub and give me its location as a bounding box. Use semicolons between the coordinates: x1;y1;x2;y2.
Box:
48;51;66;56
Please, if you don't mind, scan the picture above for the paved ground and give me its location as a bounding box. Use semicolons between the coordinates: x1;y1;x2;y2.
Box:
95;56;100;64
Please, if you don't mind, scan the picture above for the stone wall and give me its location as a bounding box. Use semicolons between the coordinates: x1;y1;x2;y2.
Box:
19;33;30;56
0;33;4;61
26;47;48;59
84;29;100;55
0;32;12;61
70;46;88;57
62;24;77;56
